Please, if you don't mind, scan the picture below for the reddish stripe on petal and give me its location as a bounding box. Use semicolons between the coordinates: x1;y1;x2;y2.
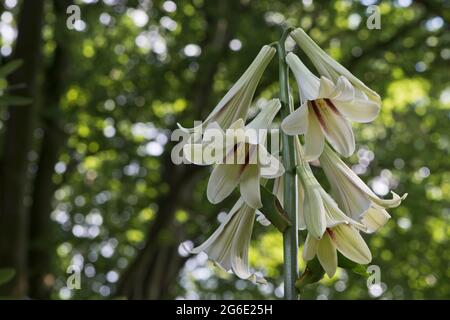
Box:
310;100;326;129
324;98;340;115
239;163;248;174
326;228;336;241
244;144;251;164
223;143;239;163
239;144;252;174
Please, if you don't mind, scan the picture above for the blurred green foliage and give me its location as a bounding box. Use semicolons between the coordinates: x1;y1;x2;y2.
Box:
0;0;448;300
0;268;15;287
0;59;31;106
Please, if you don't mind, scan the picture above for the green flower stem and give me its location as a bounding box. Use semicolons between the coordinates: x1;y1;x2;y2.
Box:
277;27;298;300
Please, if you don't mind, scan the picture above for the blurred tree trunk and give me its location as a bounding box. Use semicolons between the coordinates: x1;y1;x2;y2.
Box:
28;0;72;299
117;0;242;299
117;164;192;299
0;0;45;297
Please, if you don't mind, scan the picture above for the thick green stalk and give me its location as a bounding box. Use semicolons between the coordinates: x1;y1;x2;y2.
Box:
277;27;298;300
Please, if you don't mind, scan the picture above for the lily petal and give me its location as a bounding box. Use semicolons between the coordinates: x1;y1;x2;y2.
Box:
321;144;407;210
183;143;209;165
231;203;266;284
303;183;327;239
320;148;372;220
333;76;356;102
317;76;338;99
361;206;391;233
330;224;372;264
281;102;309;135
320;190;366;230
228;118;246;130
191;198;265;283
259;145;285;178
240;165;262;209
316;75;355;102
312;100;355;157
191;198;245;257
207;164;241;204
334;98;380;123
369;191;408;209
302;233;318;260
317;232;338;278
297;178;306;230
247;98;281;130
286;52;320;101
304;110;325;161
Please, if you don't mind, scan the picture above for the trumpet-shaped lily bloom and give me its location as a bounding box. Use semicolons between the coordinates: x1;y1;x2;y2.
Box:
319;144;407;233
302;224;372;278
295;138;365;236
290;28;381;105
281;53;380;160
183;99;284;209
178;45;275;134
296;163;367;239
191;198;267;284
295;140;371;277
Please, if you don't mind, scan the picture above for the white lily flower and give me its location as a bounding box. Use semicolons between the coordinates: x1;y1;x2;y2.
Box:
178;45;276;134
319;144;407;233
295;138;366;237
183;99;284;209
302;224;372;278
296;163;367;238
281;53;380;160
290;28;381;105
191;198;267;284
295;139;371;277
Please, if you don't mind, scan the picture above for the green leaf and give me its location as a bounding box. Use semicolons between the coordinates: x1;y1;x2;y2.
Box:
337;252;369;277
259;185;291;232
0;268;15;287
0;95;32;106
0;60;23;78
295;258;325;291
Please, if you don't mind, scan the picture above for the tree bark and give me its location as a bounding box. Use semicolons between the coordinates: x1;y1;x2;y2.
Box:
117;0;242;299
0;0;46;297
28;0;72;299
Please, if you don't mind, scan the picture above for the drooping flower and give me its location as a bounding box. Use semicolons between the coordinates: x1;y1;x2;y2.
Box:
294;138;366;238
319;144;407;233
178;45;276;134
183;99;284;209
290;27;381;105
296;159;366;239
190;198;267;284
295;139;371;277
281;53;380;160
302;224;372;278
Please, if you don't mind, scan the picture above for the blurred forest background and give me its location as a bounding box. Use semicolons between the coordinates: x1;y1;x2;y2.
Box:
0;0;448;300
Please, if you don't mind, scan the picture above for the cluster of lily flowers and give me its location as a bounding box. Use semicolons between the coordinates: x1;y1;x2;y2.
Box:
179;28;407;284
